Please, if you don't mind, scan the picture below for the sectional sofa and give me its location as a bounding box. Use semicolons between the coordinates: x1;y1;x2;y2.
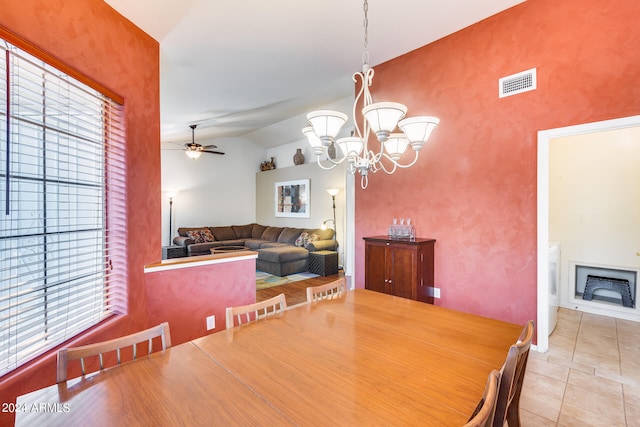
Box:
173;223;337;276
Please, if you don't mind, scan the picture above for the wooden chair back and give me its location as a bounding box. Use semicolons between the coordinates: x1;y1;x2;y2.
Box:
56;322;172;383
464;370;501;427
493;320;534;427
306;277;346;303
226;293;287;329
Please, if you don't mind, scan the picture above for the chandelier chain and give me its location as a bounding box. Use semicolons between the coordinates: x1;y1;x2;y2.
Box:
362;0;369;68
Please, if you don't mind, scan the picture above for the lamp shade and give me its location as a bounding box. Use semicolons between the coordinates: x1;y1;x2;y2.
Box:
383;133;410;161
326;188;340;197
306;110;348;146
302;126;325;155
336;137;364;163
185;149;202;159
398;116;440;151
362;102;407;142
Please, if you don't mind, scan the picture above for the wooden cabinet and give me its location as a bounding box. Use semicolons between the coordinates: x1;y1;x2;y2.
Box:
363;236;435;304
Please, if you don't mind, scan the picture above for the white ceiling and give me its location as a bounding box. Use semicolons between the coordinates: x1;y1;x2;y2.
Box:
104;0;525;147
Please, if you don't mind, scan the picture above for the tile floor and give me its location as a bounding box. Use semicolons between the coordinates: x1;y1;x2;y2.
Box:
520;307;640;426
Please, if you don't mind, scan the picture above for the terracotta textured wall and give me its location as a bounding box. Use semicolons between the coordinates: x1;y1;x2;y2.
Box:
146;259;257;344
355;0;640;327
0;0;160;421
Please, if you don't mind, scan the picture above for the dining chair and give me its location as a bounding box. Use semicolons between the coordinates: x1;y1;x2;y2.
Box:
226;293;287;329
464;369;501;427
306;277;346;303
493;320;534;427
56;322;172;383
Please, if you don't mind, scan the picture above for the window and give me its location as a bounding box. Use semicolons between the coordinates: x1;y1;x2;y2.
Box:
0;39;126;376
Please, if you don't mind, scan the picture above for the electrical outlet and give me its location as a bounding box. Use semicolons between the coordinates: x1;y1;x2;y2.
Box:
206;315;215;330
433;288;441;299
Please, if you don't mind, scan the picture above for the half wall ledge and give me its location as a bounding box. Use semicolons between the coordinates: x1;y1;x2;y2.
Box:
144;251;258;273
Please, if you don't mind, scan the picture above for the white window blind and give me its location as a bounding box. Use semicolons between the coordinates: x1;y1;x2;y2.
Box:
0;40;127;377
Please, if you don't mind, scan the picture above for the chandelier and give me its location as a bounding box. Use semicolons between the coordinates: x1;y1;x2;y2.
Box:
302;0;439;189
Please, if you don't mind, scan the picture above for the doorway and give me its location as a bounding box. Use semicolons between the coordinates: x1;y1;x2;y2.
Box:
537;115;640;352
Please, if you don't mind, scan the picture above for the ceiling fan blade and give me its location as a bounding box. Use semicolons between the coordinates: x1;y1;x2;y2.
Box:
203;150;225;155
201;144;218;149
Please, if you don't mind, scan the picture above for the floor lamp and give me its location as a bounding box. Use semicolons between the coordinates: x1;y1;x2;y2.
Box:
325;188;340;243
167;192;176;246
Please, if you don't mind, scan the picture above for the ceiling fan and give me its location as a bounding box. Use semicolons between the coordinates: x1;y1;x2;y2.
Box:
182;124;225;159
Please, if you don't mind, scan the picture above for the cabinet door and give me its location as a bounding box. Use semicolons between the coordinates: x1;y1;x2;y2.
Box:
390;245;418;299
365;241;389;294
417;242;435;304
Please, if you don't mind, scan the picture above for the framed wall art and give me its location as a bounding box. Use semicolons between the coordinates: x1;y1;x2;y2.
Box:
275;179;310;218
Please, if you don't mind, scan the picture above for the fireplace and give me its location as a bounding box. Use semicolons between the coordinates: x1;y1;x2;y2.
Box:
574;264;637;309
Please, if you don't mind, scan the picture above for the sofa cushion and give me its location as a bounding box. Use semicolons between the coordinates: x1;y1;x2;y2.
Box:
261;226;284;242
278;227;303;245
188;241;222;254
260;242;289;248
244;239;270;250
209;226;237;241
258;246;308;263
232;224;254;239
252;224;267;239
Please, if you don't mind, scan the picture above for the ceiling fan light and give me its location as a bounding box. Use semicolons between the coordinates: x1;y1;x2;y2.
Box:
302;126;325;155
383;133;410;161
398;116;440;151
185;149;202;159
306;110;348;146
362;102;407;142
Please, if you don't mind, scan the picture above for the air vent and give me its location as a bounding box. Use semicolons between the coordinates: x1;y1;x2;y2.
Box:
499;68;536;98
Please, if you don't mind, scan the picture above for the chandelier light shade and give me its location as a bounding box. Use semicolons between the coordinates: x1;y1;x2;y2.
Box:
362;102;407;142
306;110;348;147
336;137;364;163
383;134;410;161
398;116;440;151
302;126;324;155
302;0;440;189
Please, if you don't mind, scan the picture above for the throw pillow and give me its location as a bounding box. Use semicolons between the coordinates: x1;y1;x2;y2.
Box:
186;229;214;244
295;232;309;247
186;230;202;243
200;229;215;242
295;232;319;248
305;233;319;248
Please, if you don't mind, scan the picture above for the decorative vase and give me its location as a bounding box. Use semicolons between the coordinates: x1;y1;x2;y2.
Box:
327;142;336;160
293;148;305;165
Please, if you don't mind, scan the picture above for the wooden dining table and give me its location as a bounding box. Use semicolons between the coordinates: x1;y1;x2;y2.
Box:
15;289;522;426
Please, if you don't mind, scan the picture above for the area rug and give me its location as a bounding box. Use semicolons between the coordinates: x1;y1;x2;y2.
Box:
256;271;319;290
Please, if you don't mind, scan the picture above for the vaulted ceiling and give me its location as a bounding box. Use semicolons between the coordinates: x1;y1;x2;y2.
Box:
104;0;525;147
